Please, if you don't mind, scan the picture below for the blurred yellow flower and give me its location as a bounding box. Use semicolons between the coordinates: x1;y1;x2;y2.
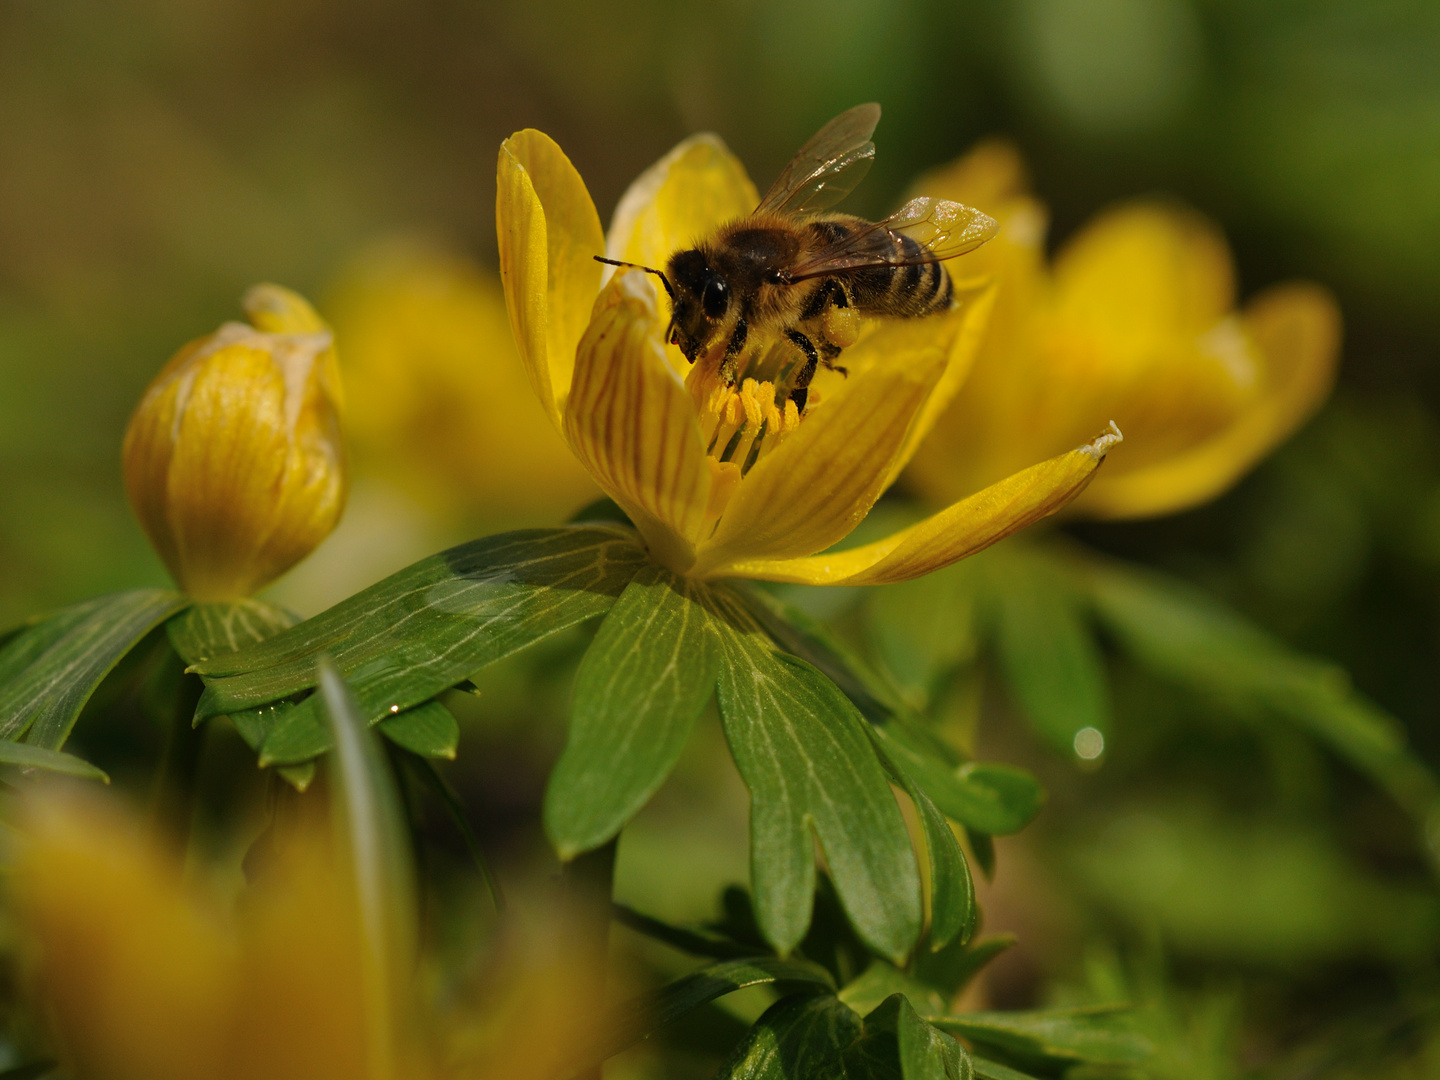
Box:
324;240;598;524
10;790;602;1080
496;129;1120;585
11;791;399;1080
122;285;347;601
902;142;1341;519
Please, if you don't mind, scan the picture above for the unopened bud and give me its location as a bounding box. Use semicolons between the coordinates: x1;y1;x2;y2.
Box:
122;285;346;601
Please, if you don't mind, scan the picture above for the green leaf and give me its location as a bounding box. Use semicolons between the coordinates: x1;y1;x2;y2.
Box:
884;995;972;1080
167;598;297;666
612;903;763;960
378;700;459;759
870;732;974;950
1080;557;1440;821
544;565;719;859
929;1007;1151;1069
315;658;418;1075
710;589;923;962
872;722;1044;837
0;741;108;782
581;957;835;1070
985;549;1111;757
840;962;946;1017
970;1058;1043;1080
0;590;188;749
195;527;646;727
913;935;1017;999
717;991;972;1080
716;993;863;1080
737;584;909;723
966;830;996;880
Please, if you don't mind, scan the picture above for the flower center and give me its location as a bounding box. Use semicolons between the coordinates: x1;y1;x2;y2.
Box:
686;338;809;478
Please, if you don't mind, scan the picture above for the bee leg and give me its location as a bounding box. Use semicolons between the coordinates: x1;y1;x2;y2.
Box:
820;340;848;379
786;329;820;411
724;317;749;360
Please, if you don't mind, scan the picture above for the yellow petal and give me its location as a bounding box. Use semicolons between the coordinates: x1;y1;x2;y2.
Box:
124;310;346;602
1079;283;1340;518
243;283;330;335
880;277;997;488
497;129;605;429
326;240;600;523
693;313;955;576
563;270;712;574
727;427;1122;586
13;795;236;1080
1052;202;1235;361
605;133;759;275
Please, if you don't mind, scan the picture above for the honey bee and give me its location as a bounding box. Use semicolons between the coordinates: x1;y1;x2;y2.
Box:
598;103;998;410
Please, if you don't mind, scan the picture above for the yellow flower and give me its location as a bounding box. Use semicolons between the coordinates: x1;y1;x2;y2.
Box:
9;790;600;1080
325;240;599;525
902;142;1341;519
496;129;1120;584
11;791;392;1080
122;285;347;601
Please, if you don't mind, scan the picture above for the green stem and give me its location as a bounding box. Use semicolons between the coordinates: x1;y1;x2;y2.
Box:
149;671;206;855
410;756;505;912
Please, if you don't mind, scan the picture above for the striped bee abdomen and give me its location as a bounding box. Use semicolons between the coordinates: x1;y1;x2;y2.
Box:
807;219;953;320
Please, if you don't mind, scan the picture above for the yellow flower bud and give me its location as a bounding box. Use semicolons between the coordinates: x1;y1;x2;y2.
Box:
123;285;346;602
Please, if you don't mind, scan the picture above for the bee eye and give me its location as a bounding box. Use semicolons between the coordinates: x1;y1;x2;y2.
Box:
701;276;729;319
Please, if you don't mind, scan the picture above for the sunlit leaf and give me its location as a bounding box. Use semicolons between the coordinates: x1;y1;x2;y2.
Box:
715;994;862;1080
315;658;418;1078
710;588;923;962
544;565;719;859
717;991;972;1080
167;598;297;666
872;722;1044;837
0;590;188;749
840;962;947;1017
970;1058;1043;1080
930;1007;1150;1070
870;733;975;950
0;741;108;782
378;700;458;759
195;528;646;726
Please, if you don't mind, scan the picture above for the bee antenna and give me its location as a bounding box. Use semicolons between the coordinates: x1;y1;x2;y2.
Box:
594;256;675;301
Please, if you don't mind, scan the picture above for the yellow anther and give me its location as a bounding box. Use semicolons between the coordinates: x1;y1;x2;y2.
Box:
740;379;764;428
782;398;800;432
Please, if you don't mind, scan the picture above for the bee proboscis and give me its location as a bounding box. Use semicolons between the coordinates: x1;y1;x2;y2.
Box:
597;103;998;410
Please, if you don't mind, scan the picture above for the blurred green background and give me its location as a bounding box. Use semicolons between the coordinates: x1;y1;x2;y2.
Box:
4;1;1440;1075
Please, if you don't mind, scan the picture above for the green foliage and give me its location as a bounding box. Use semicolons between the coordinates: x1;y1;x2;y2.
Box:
0;589;187;749
0;741;108;782
315;657;418;1068
376;700;459;759
166;598;297;665
710;588;923;962
192;527;647;720
544;564;719;859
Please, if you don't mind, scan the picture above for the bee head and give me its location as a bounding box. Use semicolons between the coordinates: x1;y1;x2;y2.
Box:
666;249;731;362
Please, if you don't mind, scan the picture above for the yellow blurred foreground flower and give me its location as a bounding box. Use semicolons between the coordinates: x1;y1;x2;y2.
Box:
496;128;1121;584
122;285;346;601
10;789;601;1080
903;142;1341;519
325;241;598;523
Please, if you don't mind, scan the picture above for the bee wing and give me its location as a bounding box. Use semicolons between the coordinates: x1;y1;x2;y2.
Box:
755;103;882;217
786;197;1000;281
